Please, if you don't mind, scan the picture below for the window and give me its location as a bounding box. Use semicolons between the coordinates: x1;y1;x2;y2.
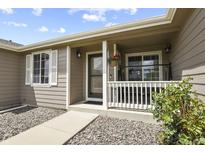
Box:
33;53;49;84
25;50;58;86
126;51;162;81
128;56;142;81
143;55;159;81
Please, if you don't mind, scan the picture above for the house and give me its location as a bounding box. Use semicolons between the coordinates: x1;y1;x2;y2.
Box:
0;8;204;111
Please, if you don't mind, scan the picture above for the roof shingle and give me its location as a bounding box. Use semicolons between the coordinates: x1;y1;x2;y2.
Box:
0;39;23;47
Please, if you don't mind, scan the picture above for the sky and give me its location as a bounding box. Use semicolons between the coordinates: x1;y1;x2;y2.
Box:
0;8;167;45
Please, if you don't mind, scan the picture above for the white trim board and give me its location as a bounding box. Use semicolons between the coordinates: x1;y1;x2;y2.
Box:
66;46;71;109
85;51;103;102
125;50;163;81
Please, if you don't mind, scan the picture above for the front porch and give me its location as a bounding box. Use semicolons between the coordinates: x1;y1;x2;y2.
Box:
67;27;181;111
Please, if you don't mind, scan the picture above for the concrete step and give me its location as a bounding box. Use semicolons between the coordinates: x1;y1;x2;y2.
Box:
68;104;157;124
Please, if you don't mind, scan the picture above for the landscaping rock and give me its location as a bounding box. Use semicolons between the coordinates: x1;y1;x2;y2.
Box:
0;106;65;142
66;116;161;145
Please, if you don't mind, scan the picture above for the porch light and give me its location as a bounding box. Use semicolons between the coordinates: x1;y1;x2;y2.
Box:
76;48;81;58
165;43;171;53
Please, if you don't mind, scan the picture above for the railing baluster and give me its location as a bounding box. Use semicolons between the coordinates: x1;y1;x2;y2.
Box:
124;83;126;108
112;83;115;107
154;82;157;93
128;83;130;108
132;83;134;108
164;82;167;89
145;82;147;109
108;83;111;107
136;83;138;109
159;82;162;93
154;82;157;105
140;82;143;109
149;82;152;108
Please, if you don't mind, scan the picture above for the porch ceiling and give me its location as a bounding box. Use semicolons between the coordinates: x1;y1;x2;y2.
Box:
71;28;178;51
115;30;178;50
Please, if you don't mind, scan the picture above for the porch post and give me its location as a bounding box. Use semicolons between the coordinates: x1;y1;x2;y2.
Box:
102;40;108;110
113;43;118;81
66;46;71;109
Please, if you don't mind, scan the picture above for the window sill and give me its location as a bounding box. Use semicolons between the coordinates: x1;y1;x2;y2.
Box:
31;84;51;88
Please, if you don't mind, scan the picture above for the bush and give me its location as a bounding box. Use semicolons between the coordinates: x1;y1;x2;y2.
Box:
151;78;205;145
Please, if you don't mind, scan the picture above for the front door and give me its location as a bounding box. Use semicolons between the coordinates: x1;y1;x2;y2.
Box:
88;53;103;99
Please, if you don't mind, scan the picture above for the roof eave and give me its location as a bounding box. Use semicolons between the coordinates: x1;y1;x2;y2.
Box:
0;43;19;52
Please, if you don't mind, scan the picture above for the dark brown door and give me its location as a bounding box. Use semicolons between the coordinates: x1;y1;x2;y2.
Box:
88;53;102;98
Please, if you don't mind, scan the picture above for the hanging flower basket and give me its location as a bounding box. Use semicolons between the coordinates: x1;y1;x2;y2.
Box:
110;52;121;67
111;60;118;67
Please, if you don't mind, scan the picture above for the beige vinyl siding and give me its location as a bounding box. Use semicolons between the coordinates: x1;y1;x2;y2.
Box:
70;49;84;104
70;46;102;104
0;49;22;110
20;47;67;109
170;9;205;101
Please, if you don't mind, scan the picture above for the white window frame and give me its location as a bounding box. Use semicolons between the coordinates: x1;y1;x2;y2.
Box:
31;49;52;87
25;54;32;85
125;50;163;81
50;49;58;86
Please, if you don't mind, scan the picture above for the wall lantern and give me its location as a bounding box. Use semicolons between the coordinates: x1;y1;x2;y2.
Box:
164;43;172;53
76;48;81;58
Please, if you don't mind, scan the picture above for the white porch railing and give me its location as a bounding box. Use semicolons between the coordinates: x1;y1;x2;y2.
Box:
107;81;180;110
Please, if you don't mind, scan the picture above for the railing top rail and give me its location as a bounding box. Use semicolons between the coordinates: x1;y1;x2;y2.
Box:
108;81;181;83
122;63;171;68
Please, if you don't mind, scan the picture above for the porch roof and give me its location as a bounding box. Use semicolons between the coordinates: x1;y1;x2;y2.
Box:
0;8;193;52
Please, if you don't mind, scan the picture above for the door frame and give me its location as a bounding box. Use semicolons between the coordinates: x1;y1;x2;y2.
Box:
86;51;103;102
125;50;163;81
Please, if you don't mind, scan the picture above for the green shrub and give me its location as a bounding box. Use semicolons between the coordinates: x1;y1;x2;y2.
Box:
151;78;205;145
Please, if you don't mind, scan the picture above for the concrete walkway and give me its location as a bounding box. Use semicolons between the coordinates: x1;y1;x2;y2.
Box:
0;111;98;145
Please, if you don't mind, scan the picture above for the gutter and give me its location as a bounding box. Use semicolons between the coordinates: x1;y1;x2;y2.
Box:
0;8;177;52
0;43;19;52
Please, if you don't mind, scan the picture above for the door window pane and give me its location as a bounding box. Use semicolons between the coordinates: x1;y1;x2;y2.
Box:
91;57;102;75
90;76;102;94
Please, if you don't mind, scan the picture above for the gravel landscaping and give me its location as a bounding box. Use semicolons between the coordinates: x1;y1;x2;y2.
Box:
0;106;65;142
66;116;161;145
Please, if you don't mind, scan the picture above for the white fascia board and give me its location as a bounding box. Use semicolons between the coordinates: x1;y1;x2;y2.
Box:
0;43;19;52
